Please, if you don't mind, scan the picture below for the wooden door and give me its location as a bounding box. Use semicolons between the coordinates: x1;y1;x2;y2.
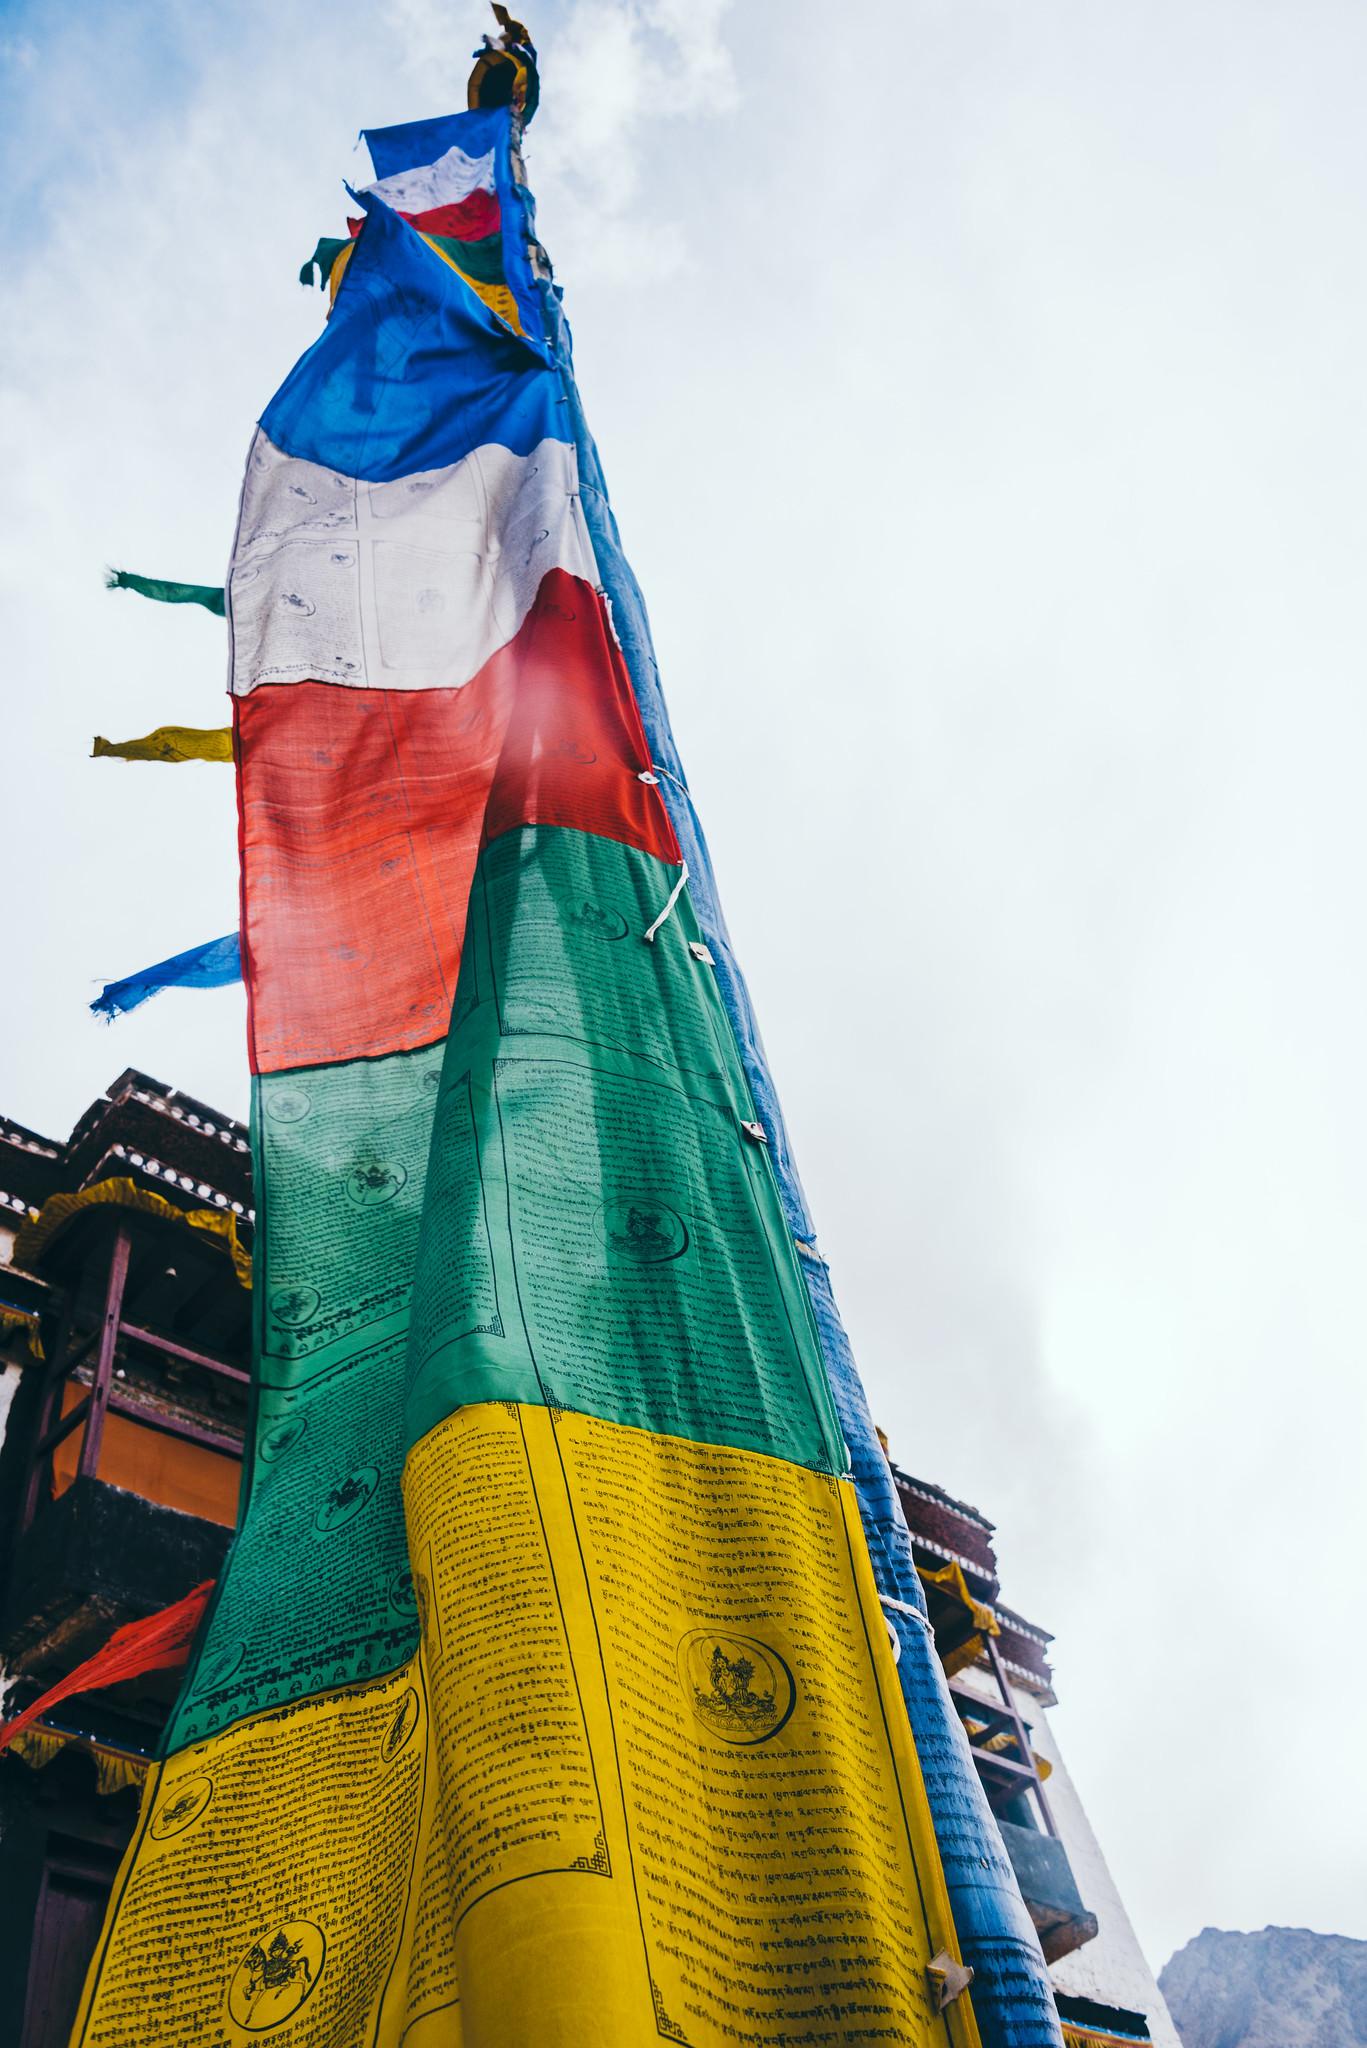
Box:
18;1836;120;2048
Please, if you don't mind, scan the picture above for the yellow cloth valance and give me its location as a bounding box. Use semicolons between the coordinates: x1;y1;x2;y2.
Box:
13;1177;251;1289
917;1558;1000;1637
0;1303;43;1358
8;1721;150;1798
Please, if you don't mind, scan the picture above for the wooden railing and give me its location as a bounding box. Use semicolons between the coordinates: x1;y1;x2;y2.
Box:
20;1222;246;1534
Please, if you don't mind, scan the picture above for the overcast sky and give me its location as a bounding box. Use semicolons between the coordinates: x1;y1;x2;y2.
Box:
4;0;1364;1974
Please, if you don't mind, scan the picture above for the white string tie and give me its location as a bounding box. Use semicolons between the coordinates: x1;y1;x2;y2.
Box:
879;1593;934;1635
642;861;689;943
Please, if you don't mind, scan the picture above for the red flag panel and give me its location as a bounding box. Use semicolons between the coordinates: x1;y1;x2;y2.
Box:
0;1581;213;1755
237;572;678;1073
346;190;502;242
483;572;680;859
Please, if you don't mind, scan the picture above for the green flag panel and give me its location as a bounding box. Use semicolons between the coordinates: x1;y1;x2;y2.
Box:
466;824;744;1082
407;827;845;1471
429;228;506;285
257;1039;446;1388
163;1344;418;1749
162;1042;445;1747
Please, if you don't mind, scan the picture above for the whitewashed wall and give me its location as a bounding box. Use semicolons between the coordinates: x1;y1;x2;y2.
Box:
951;1662;1179;2042
1029;1697;1181;2045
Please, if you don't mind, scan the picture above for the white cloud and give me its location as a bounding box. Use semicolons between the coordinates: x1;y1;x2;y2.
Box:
532;0;736;278
381;0;737;279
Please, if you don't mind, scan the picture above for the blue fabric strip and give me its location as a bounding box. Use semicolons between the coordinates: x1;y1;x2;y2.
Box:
91;933;242;1020
260;198;556;481
362;107;505;181
361;107;543;347
535;262;1065;2048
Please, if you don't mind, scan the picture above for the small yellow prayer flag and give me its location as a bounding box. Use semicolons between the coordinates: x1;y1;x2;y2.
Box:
91;726;233;764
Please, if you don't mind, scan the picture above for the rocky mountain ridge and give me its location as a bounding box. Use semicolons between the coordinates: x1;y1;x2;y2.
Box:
1159;1925;1367;2048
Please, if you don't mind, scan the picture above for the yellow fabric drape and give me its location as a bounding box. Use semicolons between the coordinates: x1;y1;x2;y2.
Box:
8;1722;150;1797
425;237;524;333
467;47;530;115
13;1177;251;1289
92;726;233;764
0;1303;43;1358
916;1560;999;1678
917;1557;1001;1636
941;1633;986;1679
326;238;354;300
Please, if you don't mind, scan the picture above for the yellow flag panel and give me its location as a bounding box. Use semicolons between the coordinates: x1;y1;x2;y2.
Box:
72;1661;429;2046
74;1404;980;2048
403;1404;980;2048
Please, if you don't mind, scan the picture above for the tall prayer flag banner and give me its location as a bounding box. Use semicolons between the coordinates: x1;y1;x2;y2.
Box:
74;26;1062;2046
